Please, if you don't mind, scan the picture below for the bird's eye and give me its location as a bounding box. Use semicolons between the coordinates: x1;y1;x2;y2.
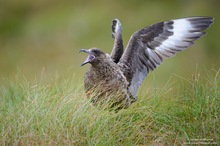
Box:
92;49;101;55
93;50;98;53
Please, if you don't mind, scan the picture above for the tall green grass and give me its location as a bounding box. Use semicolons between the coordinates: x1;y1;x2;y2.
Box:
0;70;219;145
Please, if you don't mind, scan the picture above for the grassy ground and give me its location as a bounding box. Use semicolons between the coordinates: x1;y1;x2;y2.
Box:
0;69;219;145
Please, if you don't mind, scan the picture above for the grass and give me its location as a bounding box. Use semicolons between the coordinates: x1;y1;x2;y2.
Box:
0;69;219;145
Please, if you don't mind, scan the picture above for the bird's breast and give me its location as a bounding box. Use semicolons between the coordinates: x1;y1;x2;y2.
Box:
84;64;128;91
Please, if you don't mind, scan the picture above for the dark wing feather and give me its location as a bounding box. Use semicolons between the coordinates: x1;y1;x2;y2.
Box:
110;19;124;63
118;17;214;97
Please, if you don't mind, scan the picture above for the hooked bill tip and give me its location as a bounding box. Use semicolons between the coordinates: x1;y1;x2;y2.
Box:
79;49;89;53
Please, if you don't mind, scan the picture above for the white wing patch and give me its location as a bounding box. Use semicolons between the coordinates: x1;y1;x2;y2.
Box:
155;18;204;60
112;18;122;34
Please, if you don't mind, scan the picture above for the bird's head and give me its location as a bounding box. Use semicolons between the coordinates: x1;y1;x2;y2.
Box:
80;48;106;66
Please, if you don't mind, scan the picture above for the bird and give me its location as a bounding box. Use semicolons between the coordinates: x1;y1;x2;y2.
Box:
80;17;214;110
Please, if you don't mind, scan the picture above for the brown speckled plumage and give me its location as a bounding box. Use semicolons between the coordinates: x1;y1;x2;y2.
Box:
80;17;214;109
83;49;136;109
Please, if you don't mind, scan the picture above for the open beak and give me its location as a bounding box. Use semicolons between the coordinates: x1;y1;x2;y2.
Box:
80;49;95;66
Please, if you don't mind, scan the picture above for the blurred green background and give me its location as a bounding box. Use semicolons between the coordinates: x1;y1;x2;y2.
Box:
0;0;219;86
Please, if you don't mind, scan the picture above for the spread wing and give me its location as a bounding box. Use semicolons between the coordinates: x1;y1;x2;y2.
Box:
110;19;124;63
118;17;214;97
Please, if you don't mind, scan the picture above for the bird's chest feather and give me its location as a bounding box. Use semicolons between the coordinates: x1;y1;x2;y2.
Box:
84;64;131;110
84;64;128;92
